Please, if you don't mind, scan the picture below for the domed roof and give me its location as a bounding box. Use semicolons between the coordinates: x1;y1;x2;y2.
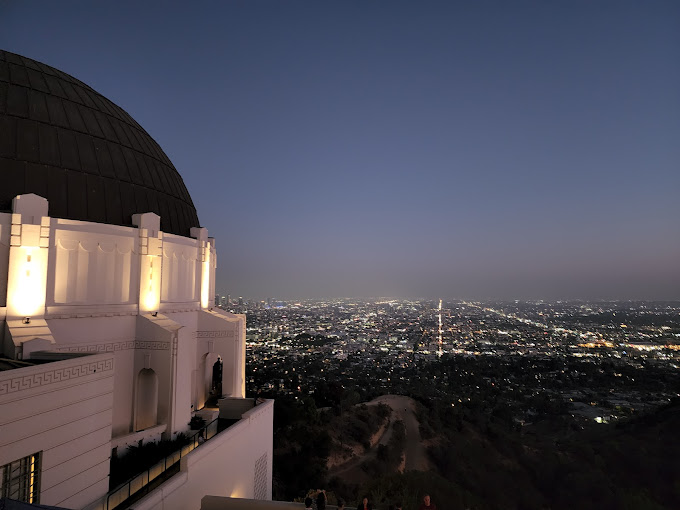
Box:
0;50;199;237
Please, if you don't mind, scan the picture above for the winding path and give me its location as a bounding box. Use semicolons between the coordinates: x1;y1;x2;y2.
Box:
369;394;430;471
329;395;431;482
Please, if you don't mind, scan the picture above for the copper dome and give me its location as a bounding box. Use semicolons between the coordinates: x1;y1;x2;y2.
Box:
0;50;199;236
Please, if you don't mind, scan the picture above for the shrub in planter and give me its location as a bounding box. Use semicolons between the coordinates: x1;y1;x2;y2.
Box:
189;415;207;430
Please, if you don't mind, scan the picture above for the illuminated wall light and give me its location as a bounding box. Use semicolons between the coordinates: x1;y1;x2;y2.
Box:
141;254;160;312
200;248;211;309
10;246;47;318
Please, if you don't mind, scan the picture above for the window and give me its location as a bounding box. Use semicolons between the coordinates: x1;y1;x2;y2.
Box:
0;452;41;504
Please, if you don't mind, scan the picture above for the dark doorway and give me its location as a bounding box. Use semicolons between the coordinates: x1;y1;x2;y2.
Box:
211;357;223;397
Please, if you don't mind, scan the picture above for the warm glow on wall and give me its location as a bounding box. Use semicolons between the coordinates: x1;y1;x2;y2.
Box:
229;486;244;498
8;246;47;318
201;248;211;309
140;255;161;312
144;288;159;312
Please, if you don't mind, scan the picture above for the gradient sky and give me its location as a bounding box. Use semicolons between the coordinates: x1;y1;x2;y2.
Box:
2;1;679;300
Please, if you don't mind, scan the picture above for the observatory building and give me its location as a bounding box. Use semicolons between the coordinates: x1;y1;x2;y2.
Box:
0;50;273;509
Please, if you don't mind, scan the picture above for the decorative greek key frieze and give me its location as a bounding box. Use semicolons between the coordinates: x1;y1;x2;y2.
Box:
55;339;169;353
196;330;236;339
57;340;135;353
0;358;113;396
134;341;170;350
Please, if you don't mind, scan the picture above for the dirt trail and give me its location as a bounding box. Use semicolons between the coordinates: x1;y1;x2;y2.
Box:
369;394;430;471
329;395;431;482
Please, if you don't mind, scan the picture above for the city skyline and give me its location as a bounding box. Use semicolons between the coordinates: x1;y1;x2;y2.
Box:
2;1;679;301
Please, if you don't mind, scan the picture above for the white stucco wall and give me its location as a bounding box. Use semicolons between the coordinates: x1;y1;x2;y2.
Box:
47;220;138;309
134;317;172;425
197;310;246;399
133;399;275;510
48;316;137;437
10;203;215;323
0;213;8;355
0;212;10;309
135;313;183;437
161;233;201;305
1;196;271;509
0;353;114;509
3;195;219;326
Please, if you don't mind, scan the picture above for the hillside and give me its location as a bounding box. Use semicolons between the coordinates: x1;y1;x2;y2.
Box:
272;394;680;509
327;395;430;486
422;397;680;509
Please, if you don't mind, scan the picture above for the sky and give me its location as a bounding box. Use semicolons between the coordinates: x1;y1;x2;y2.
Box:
1;1;679;301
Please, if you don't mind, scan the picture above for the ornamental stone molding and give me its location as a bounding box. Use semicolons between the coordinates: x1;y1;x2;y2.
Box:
0;357;114;396
196;330;236;339
55;339;170;353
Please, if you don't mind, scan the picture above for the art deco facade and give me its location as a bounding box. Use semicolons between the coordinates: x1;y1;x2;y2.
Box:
0;50;273;509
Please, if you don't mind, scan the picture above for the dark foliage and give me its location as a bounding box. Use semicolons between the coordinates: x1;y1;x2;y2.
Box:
424;399;680;510
110;434;190;489
272;395;331;500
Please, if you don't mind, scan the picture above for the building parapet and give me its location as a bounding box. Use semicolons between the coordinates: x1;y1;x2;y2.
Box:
85;399;274;510
201;496;340;510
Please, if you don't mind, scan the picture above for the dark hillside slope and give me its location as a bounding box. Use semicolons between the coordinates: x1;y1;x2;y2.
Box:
426;399;680;509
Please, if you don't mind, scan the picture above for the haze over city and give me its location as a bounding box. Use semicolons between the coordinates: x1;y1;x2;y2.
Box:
1;5;679;507
2;1;678;300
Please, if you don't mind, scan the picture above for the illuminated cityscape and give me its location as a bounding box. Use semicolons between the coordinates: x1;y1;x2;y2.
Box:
2;1;679;508
211;296;679;507
218;296;679;422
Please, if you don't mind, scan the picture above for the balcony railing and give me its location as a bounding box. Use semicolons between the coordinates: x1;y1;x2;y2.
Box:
84;419;220;510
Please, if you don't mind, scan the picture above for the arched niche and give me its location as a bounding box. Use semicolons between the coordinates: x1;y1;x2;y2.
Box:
135;368;158;431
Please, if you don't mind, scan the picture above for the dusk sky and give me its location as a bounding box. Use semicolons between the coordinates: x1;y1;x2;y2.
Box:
2;1;679;300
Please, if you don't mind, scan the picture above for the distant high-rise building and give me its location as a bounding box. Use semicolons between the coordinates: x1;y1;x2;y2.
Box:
239;296;244;306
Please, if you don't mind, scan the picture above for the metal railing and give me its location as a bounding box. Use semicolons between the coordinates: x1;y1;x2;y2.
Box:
87;419;220;510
